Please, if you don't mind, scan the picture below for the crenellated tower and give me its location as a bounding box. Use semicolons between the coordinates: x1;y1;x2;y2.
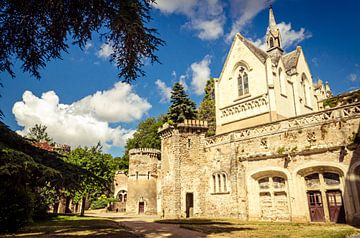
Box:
158;120;208;218
126;148;161;215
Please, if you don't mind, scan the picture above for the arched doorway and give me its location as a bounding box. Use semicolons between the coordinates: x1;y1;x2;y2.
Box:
250;170;291;221
299;167;345;223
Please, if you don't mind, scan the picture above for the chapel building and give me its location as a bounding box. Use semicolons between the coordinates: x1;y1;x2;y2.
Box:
114;7;360;225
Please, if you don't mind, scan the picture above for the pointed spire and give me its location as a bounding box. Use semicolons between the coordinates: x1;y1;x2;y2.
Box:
269;5;277;29
266;5;283;55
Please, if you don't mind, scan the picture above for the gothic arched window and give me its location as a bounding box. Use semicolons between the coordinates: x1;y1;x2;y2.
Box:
270;38;274;48
237;67;249;96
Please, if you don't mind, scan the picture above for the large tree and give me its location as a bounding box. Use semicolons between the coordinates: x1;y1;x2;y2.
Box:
122;116;163;166
64;145;116;216
166;83;197;123
198;78;216;136
0;122;89;231
0;0;164;82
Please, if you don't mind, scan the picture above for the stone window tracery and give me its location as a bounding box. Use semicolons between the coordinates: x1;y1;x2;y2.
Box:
305;172;341;188
212;172;229;194
323;172;340;186
237;67;249;97
117;190;127;203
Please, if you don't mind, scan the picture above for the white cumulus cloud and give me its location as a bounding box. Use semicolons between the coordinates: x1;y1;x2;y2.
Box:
155;79;172;103
12;82;151;149
97;42;114;59
73;82;151;123
226;0;269;42
153;0;225;41
252;22;311;50
190;55;211;95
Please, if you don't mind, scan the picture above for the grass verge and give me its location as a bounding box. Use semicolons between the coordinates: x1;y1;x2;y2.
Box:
156;218;360;238
0;214;138;238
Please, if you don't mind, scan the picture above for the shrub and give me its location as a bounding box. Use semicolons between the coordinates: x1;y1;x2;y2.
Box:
90;195;117;210
0;186;34;232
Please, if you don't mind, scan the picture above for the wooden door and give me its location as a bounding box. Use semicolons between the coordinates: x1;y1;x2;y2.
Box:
326;190;345;223
138;202;144;214
307;191;325;222
186;193;193;218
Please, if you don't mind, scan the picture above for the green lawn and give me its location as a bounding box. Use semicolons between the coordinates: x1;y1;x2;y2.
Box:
0;215;138;238
157;218;360;238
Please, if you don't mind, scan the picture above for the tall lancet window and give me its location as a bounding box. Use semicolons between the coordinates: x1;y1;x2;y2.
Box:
270;38;274;48
237;67;249;96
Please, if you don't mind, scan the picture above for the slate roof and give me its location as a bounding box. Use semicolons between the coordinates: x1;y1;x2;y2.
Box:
282;49;301;73
242;38;268;64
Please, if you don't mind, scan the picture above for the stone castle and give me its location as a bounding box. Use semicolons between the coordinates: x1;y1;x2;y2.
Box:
113;7;360;225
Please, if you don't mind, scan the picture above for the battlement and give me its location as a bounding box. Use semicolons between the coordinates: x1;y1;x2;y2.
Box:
158;120;208;138
178;119;208;128
129;148;161;156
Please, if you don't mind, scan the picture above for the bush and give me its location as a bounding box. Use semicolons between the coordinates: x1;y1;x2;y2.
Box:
90;195;117;210
0;186;34;232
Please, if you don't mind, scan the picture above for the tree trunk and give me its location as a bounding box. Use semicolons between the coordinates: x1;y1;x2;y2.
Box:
80;196;86;217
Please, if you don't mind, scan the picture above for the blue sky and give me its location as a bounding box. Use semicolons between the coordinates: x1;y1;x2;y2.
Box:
1;0;359;156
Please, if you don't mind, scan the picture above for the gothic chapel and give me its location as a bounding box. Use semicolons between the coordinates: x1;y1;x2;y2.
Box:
114;7;360;225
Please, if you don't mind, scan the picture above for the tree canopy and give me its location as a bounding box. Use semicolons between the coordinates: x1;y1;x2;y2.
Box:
0;0;164;82
166;82;197;123
26;124;52;143
198;78;216;136
122;116;163;166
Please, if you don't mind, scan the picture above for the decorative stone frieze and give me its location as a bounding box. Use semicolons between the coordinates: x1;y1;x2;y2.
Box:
220;94;269;118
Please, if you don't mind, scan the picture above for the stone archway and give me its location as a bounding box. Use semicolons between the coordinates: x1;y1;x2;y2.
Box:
248;169;291;221
296;165;346;223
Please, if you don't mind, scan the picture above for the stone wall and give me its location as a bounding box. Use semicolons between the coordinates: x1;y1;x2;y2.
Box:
159;103;360;225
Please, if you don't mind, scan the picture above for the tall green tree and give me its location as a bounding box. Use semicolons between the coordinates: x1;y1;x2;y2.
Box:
0;0;164;82
26;124;52;143
64;146;116;216
198;78;216;136
122;117;163;166
166;82;197;123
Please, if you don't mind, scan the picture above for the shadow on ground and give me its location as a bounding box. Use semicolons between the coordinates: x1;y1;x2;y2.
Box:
155;218;255;235
1;217;138;238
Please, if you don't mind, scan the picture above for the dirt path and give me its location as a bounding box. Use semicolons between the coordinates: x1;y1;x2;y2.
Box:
86;211;206;238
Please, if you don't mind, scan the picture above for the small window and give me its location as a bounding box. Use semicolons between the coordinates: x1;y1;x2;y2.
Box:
273;177;285;189
124;194;127;202
187;139;191;148
218;174;221;192
147;171;150;180
237;67;249;97
270;38;274;48
323;173;340;185
243;72;249;94
238;74;243;96
259;177;270;189
213;175;216;193
305;173;320;188
119;194;123;202
223;174;227;192
136;171;139;180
